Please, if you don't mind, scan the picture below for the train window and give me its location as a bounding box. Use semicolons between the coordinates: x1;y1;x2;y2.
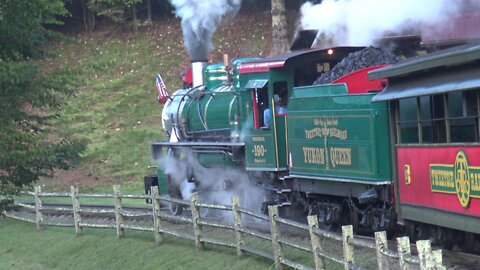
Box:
449;90;477;142
251;85;269;129
421;95;446;143
448;92;463;118
396;90;480;145
451;117;476;142
273;81;288;115
398;98;418;143
465;90;478;117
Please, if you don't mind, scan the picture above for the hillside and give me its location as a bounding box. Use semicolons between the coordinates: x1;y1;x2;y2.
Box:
38;12;274;193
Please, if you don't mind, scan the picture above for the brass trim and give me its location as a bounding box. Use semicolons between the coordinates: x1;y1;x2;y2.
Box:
228;96;237;124
204;95;214;129
285;116;289;167
272;97;279;168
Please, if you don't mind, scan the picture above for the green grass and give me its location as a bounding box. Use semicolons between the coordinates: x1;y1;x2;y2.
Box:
38;30;183;192
54;36;170;180
0;218;275;270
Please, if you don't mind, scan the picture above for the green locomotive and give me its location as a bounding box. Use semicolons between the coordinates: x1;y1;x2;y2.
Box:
146;47;396;231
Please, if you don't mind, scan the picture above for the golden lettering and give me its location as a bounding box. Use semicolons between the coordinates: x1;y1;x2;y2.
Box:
330;147;352;168
471;172;480;192
302;147;325;165
430;169;454;189
252;137;265;142
304;127;348;140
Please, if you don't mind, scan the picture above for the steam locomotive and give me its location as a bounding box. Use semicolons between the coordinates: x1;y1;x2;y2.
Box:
145;43;480;250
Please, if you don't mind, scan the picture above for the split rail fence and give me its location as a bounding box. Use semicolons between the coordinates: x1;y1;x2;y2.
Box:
4;185;445;270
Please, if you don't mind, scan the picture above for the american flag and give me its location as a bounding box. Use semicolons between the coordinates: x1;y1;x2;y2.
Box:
155;73;169;104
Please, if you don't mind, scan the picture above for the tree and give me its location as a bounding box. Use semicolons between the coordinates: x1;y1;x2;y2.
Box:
270;0;290;55
88;0;143;30
0;0;85;213
0;0;69;59
80;0;96;31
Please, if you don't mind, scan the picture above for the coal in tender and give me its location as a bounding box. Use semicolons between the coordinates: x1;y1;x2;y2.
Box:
313;46;399;85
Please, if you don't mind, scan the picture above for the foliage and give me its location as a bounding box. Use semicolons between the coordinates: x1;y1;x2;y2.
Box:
0;60;86;211
0;0;85;213
0;0;68;60
88;0;143;24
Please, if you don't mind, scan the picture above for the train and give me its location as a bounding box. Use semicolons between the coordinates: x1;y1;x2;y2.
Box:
144;43;480;250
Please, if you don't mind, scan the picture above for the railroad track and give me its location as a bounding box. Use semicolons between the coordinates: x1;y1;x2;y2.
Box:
5;202;480;269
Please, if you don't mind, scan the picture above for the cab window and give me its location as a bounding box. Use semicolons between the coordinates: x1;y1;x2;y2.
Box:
251;85;269;129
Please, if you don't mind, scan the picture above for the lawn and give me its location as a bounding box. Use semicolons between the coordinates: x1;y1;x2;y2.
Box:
0;218;275;270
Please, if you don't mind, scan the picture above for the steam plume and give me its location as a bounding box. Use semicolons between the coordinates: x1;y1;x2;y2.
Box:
160;149;266;220
169;0;242;61
300;0;471;46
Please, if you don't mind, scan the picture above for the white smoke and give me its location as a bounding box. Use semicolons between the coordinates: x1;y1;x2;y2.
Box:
161;148;266;221
169;0;242;61
239;114;253;142
300;0;467;46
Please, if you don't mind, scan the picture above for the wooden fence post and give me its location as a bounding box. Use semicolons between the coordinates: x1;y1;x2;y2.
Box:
341;225;354;270
231;196;245;257
268;205;284;270
396;236;411;270
432;249;445;270
70;186;83;236
151;186;163;245
34;186;43;231
307;215;325;270
416;240;434;270
375;231;389;270
190;192;204;251
114;185;124;238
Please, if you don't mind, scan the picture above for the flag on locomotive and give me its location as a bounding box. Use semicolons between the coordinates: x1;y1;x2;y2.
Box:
155;73;169;104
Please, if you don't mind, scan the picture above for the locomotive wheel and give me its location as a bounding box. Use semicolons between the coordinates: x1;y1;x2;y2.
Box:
167;174;184;216
319;208;338;231
169;202;183;216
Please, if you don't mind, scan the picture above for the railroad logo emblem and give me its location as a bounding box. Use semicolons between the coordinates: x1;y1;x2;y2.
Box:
430;150;480;209
454;151;470;208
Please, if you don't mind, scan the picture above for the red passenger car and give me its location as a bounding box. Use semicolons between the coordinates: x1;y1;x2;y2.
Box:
370;44;480;249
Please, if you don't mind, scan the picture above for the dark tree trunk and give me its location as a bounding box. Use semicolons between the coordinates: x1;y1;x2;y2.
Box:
80;0;95;31
146;0;152;22
132;4;138;33
270;0;289;56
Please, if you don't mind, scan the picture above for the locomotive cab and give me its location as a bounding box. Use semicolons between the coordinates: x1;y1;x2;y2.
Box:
238;47;366;174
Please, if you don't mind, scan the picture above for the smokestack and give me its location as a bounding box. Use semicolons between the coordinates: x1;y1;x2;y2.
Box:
223;54;230;68
192;61;207;88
